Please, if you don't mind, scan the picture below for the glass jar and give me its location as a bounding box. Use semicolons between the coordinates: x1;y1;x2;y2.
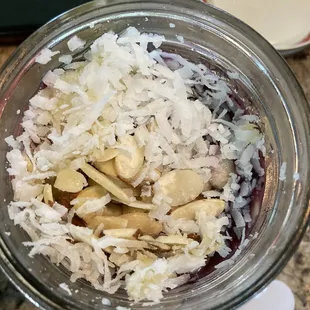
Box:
0;1;309;309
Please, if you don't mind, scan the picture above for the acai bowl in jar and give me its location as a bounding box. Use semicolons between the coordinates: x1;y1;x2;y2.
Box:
0;1;309;310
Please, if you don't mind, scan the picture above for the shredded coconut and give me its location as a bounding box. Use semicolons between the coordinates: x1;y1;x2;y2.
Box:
6;27;265;305
101;297;111;305
293;172;300;181
59;55;73;64
59;283;72;296
279;162;287;181
67;35;86;51
35;48;60;64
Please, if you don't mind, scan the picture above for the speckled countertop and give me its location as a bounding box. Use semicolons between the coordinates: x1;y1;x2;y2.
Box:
0;46;309;310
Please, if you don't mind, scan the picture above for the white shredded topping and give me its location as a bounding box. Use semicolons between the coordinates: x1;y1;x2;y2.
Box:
59;283;72;296
35;48;60;64
293;172;300;180
6;27;265;304
176;35;184;43
59;55;73;65
101;297;111;306
67;35;86;51
279;162;287;181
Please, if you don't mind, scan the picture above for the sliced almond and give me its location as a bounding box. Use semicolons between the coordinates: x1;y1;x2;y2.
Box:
113;197;155;211
138;236;171;250
81;164;131;203
171;199;225;220
157;169;203;206
210;159;235;189
73;185;108;210
43;184;54;205
136;251;156;265
148;241;171;251
115;135;144;180
125;168;160;186
107;176;140;197
156;235;189;245
96;148;120;162
103;246;113;254
23;153;33;172
138;235;155;242
122;205;147;214
103;228;137;239
120;213;162;236
94;159;118;177
54;168;87;193
86;216;128;230
102;202;122;217
109;252;132;267
68;224;96;246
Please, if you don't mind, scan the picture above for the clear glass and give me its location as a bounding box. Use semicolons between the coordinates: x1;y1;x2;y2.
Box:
0;1;309;309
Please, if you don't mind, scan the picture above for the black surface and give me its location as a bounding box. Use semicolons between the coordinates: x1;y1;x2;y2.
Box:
0;0;92;43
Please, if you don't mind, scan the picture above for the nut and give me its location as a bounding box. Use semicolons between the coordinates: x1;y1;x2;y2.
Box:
171;199;225;220
96;148;120;162
74;187;122;217
111;195;155;210
155;235;189;245
23;153;33;172
120;213;162;236
73;185;108;210
138;235;171;251
109;252;132;267
86;216;128;230
115;135;144;179
136;251;156;265
81;164;131;203
54;168;87;193
122;199;156;211
122;205;147;214
209;159;235;189
157;169;203;206
126;168;161;185
94;159;118;177
43;184;54;205
68;224;96;246
103;228;138;239
102;202;123;217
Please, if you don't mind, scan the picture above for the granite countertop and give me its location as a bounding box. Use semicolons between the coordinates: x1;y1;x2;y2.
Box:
0;46;309;310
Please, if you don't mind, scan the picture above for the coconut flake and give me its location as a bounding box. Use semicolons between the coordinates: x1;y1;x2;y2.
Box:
101;298;111;306
293;172;300;180
67;35;86;51
35;48;60;64
59;283;72;295
59;55;73;64
279;162;287;181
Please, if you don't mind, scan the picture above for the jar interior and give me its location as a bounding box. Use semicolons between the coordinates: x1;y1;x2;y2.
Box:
0;2;308;310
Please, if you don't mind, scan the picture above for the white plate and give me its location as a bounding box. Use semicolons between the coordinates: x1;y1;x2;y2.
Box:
239;280;295;310
201;0;310;55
